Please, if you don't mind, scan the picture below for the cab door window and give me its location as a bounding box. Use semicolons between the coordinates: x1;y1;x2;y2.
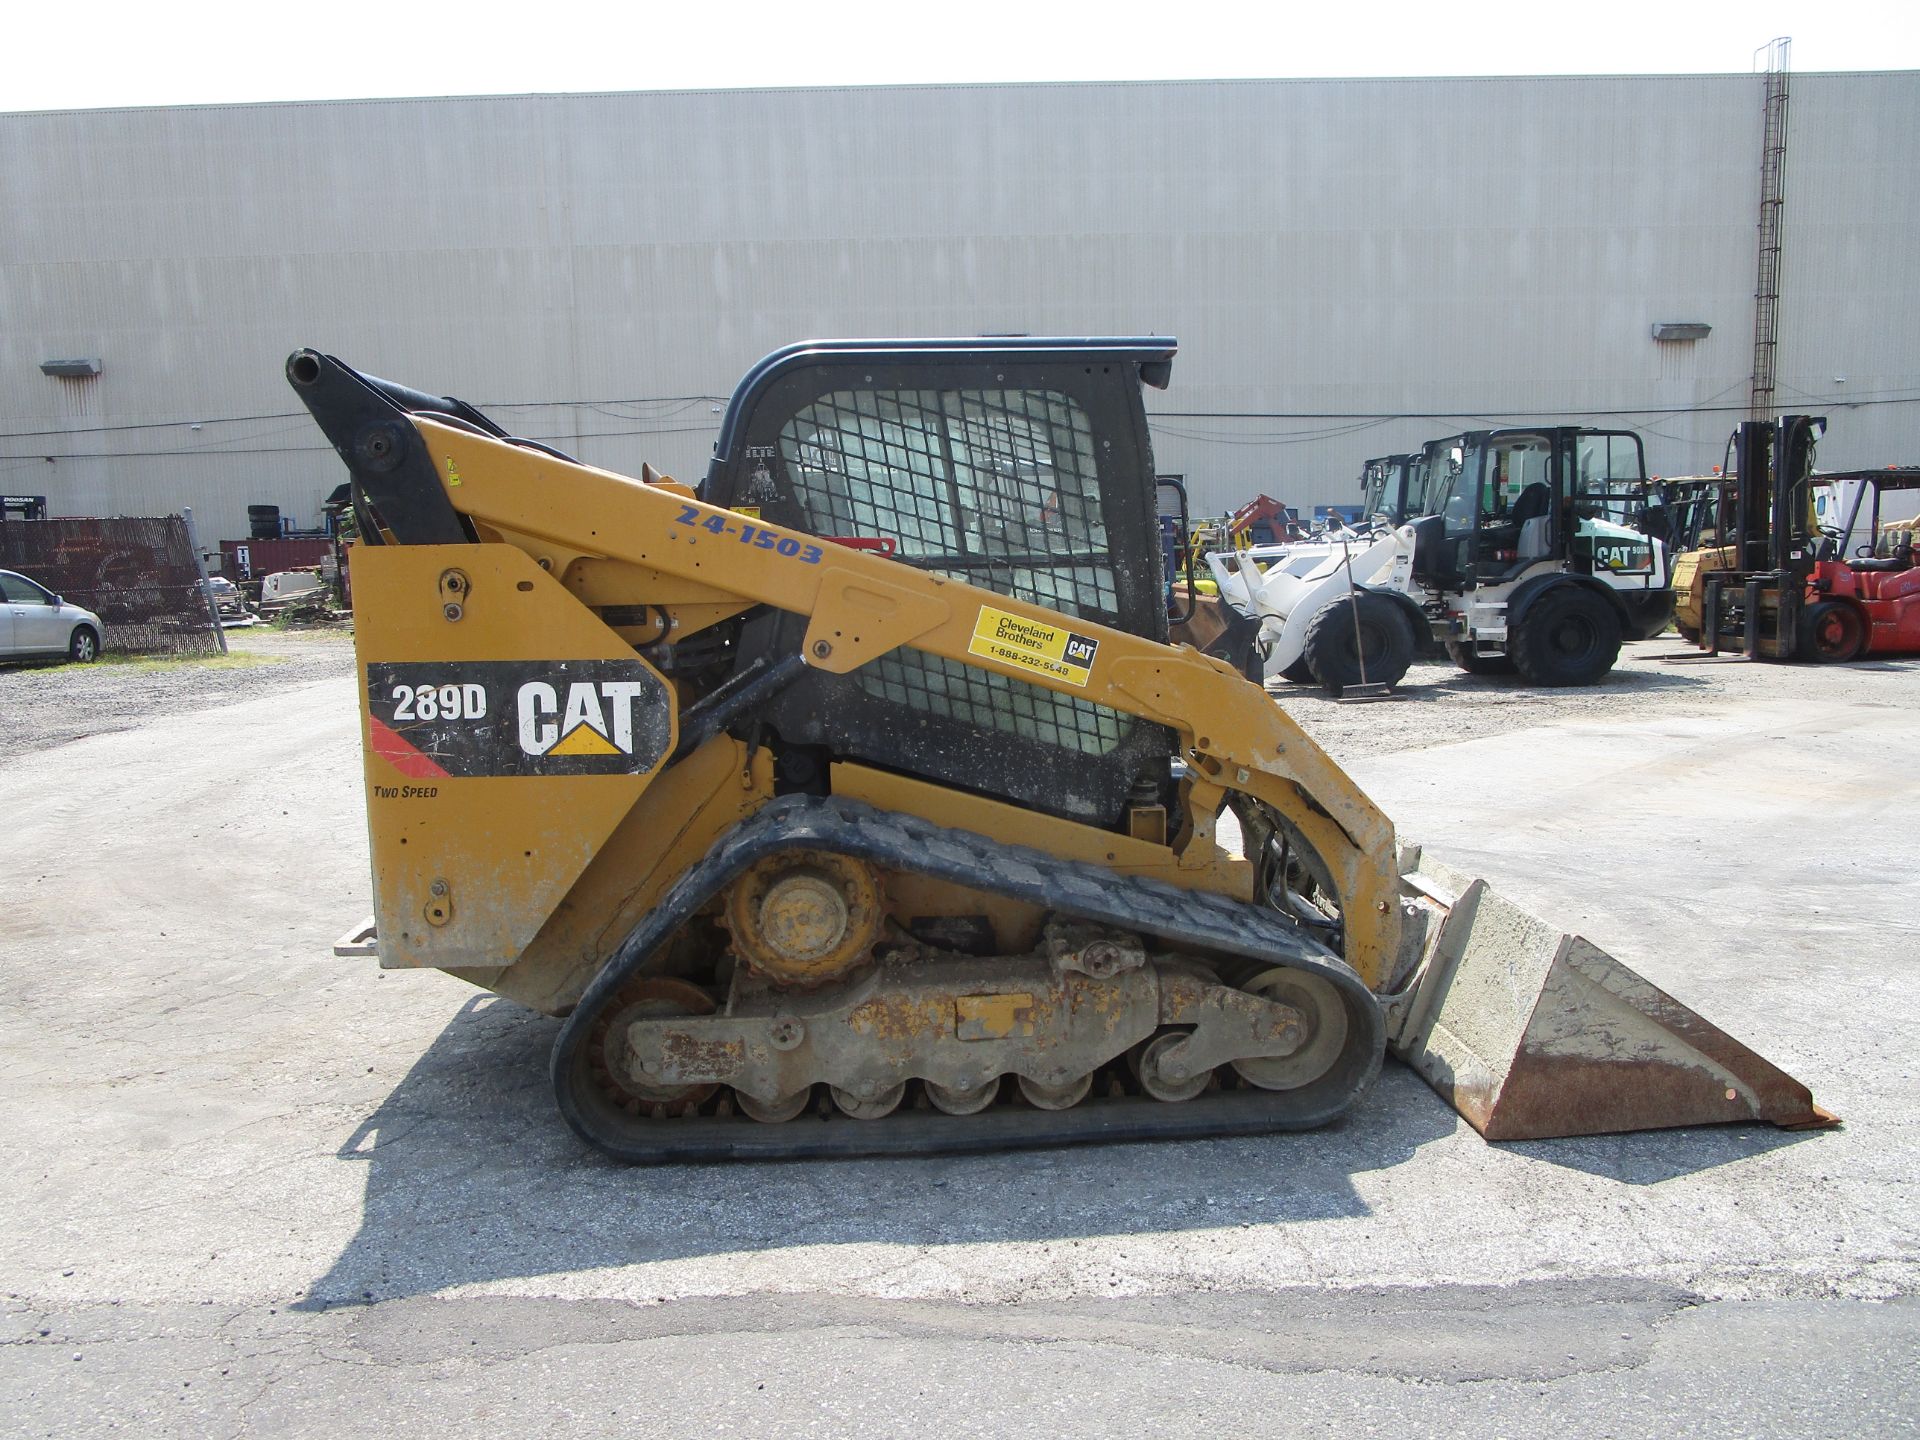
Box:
1572;431;1655;576
1436;446;1472;537
1573;432;1648;525
1476;436;1554;574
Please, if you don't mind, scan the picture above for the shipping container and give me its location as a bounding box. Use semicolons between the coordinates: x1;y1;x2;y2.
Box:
219;537;335;580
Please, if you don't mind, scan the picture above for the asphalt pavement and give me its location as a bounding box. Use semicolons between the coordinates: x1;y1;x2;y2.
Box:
1;642;1914;1435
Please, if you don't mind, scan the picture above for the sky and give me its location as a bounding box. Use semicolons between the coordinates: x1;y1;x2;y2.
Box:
5;0;1917;112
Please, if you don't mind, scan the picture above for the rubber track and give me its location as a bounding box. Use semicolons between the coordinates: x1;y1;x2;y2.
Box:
550;794;1386;1163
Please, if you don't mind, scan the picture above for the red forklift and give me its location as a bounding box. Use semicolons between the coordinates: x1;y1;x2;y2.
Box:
1696;415;1920;661
1801;467;1920;660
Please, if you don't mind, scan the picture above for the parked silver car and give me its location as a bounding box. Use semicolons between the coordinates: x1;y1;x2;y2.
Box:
1;569;103;662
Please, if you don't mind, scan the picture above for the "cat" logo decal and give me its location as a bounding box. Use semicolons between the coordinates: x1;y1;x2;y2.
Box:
365;661;671;779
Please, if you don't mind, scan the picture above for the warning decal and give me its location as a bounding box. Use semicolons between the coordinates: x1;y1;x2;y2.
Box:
966;606;1101;688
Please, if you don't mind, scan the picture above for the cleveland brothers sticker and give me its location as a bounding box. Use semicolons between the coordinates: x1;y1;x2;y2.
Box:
966;605;1100;688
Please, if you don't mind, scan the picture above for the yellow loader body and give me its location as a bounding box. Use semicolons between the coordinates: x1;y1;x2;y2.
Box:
295;342;1833;1161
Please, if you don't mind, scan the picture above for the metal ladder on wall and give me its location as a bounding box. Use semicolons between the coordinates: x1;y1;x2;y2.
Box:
1750;37;1791;422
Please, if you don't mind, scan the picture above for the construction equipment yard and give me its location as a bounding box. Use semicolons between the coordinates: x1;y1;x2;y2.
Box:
2;630;1914;1435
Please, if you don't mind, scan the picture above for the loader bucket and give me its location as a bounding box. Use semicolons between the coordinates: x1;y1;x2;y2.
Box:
1386;849;1838;1141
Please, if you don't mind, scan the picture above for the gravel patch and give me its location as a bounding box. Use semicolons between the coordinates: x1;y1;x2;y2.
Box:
1274;638;1920;763
0;626;355;762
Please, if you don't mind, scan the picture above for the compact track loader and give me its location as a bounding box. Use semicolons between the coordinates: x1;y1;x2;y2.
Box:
293;340;1833;1162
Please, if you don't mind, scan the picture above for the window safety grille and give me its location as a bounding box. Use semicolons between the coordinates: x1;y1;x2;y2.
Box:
782;388;1110;577
780;387;1132;754
860;647;1130;758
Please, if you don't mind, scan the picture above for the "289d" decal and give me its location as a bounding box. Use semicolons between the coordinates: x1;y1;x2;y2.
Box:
390;682;488;722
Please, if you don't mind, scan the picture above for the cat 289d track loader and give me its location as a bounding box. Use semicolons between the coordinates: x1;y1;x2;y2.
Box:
291;339;1833;1162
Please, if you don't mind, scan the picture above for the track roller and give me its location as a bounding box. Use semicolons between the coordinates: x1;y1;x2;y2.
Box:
831;1082;907;1119
925;1076;1002;1116
737;1087;813;1123
1017;1072;1093;1110
1137;1033;1210;1102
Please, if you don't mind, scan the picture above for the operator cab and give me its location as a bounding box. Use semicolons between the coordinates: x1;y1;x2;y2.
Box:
699;338;1179;830
1411;427;1658;589
1358;453;1422;527
1825;470;1920;573
1657;475;1735;553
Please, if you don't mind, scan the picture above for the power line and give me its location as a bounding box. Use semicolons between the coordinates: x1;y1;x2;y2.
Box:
1147;393;1920;422
0;409;306;439
0;420;727;463
0;393;730;441
7;393;1916;465
489;395;727;411
1775;379;1920;405
9;384;1914;446
1152;417;1396;447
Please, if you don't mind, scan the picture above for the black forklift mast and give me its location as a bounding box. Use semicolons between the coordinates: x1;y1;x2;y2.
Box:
1730;422;1775;572
1704;415;1825;658
1727;415;1825;573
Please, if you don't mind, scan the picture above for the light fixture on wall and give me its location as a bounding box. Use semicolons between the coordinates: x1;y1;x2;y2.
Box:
1650;323;1711;342
39;358;102;377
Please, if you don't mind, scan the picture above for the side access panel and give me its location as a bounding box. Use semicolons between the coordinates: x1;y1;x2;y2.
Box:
352;544;675;969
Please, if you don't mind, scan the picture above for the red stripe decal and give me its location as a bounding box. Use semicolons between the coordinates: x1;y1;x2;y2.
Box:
369;716;450;779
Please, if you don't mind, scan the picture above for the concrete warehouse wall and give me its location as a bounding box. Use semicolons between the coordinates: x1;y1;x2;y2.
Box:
2;72;1916;541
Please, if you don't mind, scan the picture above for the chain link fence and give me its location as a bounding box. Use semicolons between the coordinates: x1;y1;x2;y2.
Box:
0;515;222;658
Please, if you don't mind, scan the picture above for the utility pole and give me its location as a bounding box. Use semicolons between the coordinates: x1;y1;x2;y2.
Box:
181;507;229;655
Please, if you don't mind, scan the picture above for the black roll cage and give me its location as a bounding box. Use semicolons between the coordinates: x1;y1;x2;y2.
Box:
1413;426;1650;589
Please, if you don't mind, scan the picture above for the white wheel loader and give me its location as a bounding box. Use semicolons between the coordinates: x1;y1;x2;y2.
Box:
1216;427;1676;691
1209;530;1423;691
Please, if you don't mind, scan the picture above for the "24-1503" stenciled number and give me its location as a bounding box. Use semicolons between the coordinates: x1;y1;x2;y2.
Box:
674;505;826;564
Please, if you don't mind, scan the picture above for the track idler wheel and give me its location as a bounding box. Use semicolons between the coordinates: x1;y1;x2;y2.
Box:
1230;968;1349;1091
587;976;718;1118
